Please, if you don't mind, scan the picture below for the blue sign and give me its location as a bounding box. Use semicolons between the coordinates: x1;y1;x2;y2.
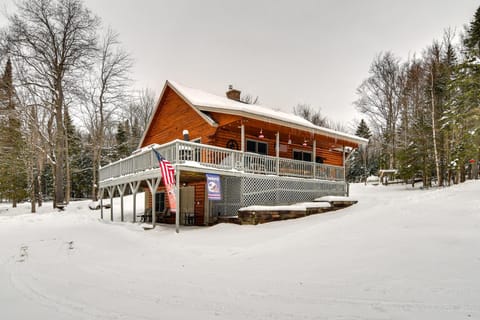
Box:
206;174;222;200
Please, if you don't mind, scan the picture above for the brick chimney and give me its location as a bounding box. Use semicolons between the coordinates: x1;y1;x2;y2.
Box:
226;85;241;101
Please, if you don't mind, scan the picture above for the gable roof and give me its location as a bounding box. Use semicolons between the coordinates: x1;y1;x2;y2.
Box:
140;80;368;147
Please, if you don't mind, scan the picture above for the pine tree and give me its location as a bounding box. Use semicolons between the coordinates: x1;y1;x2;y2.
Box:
355;119;372;139
347;119;372;182
114;121;130;160
464;6;480;55
443;7;480;182
65;111;91;199
0;59;27;206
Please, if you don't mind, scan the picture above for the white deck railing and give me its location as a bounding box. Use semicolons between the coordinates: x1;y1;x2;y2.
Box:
99;140;345;183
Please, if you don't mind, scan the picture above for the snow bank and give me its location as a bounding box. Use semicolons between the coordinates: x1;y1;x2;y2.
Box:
314;195;357;202
239;205;307;211
239;202;332;211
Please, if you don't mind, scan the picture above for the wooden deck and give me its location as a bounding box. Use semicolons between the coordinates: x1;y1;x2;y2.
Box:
98;140;345;188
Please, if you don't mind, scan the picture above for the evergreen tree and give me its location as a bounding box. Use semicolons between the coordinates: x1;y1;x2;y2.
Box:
347;119;372;182
355;119;372;139
65;111;92;199
0;59;27;206
443;7;480;182
114;121;130;160
464;6;480;55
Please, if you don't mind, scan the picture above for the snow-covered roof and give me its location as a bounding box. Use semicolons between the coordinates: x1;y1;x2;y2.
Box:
167;81;368;146
169;80;315;128
140;80;368;147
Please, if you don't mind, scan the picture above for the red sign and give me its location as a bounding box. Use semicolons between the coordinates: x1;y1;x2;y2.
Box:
469;159;476;163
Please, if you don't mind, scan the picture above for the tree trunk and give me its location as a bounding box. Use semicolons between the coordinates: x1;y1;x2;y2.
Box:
29;165;36;213
460;164;466;183
54;79;65;207
92;148;99;201
37;175;42;207
28;127;36;213
430;70;441;187
65;125;71;204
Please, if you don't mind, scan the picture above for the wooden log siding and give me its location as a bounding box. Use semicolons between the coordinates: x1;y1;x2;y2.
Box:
214;123;344;166
141;87;217;147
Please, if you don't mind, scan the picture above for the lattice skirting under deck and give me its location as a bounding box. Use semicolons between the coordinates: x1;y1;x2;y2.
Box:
211;175;346;217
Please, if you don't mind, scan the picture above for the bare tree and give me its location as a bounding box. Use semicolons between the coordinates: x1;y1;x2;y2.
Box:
355;52;404;169
80;28;132;200
240;93;259;105
124;87;156;134
5;0;99;207
293;103;329;127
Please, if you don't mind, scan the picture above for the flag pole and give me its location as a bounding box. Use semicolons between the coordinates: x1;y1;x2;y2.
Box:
175;167;180;233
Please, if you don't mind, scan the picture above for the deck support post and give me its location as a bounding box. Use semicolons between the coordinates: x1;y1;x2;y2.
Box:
146;178;161;228
107;186;114;221
129;181;141;223
175;168;180;233
343;145;347;196
240;124;245;152
276;131;280;175
116;184;127;222
313;139;317;178
240;124;245;171
99;188;104;219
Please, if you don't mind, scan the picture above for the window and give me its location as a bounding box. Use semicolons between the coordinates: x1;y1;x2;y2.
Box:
293;150;312;162
155;192;165;213
246;139;268;155
316;156;324;164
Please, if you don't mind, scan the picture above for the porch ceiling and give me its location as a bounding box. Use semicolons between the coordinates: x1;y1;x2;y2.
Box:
218;118;356;148
180;170;206;183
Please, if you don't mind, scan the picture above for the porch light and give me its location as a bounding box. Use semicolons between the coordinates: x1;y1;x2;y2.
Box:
183;129;190;141
288;134;292;145
302;138;308;147
259;129;264;139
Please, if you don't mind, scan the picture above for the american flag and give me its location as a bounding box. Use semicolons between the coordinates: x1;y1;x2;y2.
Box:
152;148;176;185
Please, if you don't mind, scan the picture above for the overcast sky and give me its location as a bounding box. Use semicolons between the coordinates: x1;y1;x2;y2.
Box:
1;0;478;128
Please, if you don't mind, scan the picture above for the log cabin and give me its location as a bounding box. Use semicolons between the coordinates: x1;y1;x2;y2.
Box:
98;80;368;230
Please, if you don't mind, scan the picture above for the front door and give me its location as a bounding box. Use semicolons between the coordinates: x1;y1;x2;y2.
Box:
180;186;195;225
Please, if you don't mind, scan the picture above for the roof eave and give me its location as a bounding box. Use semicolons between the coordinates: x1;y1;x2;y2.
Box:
196;105;368;146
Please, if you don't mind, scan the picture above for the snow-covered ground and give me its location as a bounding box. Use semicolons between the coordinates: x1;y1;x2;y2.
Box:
1;181;480;319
